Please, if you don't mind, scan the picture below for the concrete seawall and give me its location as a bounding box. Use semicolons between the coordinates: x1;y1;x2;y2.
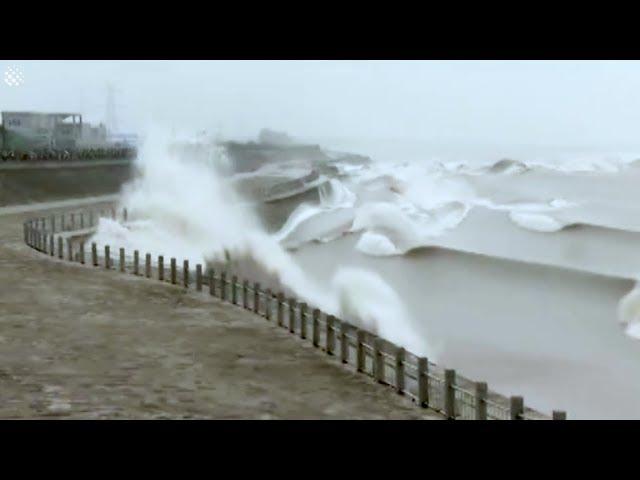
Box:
0;160;133;207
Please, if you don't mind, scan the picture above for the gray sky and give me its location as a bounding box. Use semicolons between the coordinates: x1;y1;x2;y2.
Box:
2;60;640;151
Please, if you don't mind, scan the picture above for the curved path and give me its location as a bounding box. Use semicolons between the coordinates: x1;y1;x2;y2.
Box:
0;199;441;419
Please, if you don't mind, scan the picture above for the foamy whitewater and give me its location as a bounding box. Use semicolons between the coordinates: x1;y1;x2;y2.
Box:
91;129;640;418
91;128;438;359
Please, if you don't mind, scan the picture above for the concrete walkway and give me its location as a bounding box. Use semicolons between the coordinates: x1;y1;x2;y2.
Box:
0;203;442;419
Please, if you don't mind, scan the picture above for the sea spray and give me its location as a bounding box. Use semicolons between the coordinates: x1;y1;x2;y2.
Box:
90;126;436;358
333;267;438;358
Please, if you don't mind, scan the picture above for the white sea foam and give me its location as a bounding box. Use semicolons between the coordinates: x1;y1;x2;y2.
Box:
508;212;568;233
618;284;640;340
355;231;400;256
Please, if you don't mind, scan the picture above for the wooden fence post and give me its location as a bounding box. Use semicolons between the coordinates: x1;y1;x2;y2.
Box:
242;280;248;308
79;242;85;265
89;210;94;227
220;272;227;301
444;369;456;419
288;298;296;333
326;315;336;355
145;253;151;278
183;260;189;288
356;330;365;372
299;303;307;339
119;247;125;272
105;245;110;269
196;264;202;291
49;234;54;256
80;212;84;229
340;321;349;364
312;309;320;347
158;255;164;281
50;215;56;232
277;293;284;327
373;338;384;383
510;396;524;420
70;213;75;230
58;237;64;259
67;240;73;261
475;382;487;420
92;242;98;266
208;268;215;296
253;283;260;314
133;250;139;275
231;275;238;304
395;347;405;394
265;289;272;320
417;357;429;407
170;258;177;285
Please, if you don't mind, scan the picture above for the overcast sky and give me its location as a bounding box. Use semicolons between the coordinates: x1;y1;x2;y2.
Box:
2;60;640;152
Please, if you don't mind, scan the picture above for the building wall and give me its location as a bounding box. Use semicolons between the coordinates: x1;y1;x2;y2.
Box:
1;112;56;150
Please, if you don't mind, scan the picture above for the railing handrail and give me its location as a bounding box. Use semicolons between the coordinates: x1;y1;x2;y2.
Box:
22;206;566;421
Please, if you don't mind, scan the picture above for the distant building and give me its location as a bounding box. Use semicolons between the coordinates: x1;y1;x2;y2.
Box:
1;111;83;150
79;123;108;148
0;111;113;150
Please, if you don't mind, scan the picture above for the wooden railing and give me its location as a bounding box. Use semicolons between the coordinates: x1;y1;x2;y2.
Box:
23;207;567;420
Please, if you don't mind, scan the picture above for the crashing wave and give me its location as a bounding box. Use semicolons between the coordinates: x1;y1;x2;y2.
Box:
319;178;356;208
351;200;470;256
91;126;437;358
274;179;357;247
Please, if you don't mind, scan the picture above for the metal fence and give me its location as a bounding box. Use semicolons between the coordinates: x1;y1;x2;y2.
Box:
23;206;567;421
